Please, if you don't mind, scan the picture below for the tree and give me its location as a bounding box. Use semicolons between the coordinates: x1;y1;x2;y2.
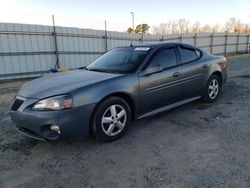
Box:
127;24;150;34
152;21;173;35
212;24;221;32
134;18;249;34
134;24;150;34
171;21;178;34
242;23;250;33
160;22;173;34
191;21;201;33
127;27;134;33
202;24;212;32
178;19;189;33
225;18;241;32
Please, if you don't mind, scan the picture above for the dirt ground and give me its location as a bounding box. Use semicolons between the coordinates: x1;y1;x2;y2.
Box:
0;54;250;188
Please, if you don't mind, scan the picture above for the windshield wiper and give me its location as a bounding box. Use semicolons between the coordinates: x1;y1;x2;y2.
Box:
79;66;89;70
88;68;108;73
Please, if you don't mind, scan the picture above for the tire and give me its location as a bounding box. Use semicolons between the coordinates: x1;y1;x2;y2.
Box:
91;96;131;142
202;74;221;103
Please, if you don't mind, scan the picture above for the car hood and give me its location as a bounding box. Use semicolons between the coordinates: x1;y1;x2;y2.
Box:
17;70;121;99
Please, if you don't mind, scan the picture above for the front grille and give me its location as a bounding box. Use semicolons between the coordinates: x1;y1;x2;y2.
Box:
11;99;24;111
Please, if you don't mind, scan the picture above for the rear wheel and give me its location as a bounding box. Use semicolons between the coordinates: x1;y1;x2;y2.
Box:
91;97;131;142
202;75;221;103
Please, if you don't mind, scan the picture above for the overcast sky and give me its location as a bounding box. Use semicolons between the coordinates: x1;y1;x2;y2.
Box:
0;0;249;31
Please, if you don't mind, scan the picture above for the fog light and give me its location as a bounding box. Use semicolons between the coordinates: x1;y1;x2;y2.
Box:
50;125;61;134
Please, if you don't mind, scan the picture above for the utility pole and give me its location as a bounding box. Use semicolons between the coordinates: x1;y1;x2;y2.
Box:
248;16;250;53
104;20;108;52
130;12;135;30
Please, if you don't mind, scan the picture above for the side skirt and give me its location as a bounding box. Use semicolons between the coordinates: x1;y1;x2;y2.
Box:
137;96;201;120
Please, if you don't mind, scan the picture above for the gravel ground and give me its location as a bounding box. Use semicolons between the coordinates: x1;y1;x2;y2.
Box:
0;54;250;188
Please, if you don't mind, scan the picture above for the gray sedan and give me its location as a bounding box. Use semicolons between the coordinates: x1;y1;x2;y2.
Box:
10;42;228;142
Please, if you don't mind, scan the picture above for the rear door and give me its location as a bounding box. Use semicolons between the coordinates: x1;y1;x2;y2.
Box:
139;47;182;114
177;45;208;99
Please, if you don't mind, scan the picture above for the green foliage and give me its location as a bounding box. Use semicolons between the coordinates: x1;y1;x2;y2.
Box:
135;24;150;34
127;24;150;34
127;27;134;33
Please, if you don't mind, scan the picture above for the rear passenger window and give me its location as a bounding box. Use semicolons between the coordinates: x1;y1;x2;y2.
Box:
148;48;178;69
178;46;198;64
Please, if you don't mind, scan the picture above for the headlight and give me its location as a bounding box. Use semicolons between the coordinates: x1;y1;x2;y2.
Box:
32;95;73;111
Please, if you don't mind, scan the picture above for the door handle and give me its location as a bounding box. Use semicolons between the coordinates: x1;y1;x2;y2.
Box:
202;64;208;69
173;72;180;77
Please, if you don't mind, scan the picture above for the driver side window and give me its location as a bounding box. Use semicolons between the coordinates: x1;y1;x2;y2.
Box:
148;48;178;69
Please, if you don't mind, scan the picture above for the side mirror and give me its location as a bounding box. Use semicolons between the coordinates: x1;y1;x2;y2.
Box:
140;65;163;76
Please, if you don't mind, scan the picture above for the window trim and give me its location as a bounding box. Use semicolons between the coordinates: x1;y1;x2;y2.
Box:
142;46;180;72
88;47;152;74
177;45;202;65
195;48;203;59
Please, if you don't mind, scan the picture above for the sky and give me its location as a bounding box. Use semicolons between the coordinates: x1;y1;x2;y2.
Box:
0;0;249;32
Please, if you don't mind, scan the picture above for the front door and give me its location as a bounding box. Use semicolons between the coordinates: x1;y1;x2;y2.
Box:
139;47;182;114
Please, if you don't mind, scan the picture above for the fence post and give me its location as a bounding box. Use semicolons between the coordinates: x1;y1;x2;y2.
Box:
194;33;197;47
180;33;183;42
247;33;250;53
52;15;59;69
210;32;214;54
104;20;108;52
160;35;164;42
236;32;240;53
140;32;144;43
224;32;228;56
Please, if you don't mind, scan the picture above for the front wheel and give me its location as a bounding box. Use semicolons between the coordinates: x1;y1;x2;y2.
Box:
202;75;221;103
91;97;131;142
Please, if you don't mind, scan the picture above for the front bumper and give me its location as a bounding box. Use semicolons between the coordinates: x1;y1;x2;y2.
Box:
10;96;95;140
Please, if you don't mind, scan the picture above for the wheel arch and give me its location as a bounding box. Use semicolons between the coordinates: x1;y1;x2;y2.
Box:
89;92;136;134
211;71;222;83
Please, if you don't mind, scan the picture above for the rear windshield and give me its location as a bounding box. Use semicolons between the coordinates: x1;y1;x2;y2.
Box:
87;47;150;73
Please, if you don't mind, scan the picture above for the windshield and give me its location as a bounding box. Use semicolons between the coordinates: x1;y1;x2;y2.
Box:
87;47;150;73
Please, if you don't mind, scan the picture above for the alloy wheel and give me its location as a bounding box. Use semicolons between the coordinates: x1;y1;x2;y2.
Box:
208;79;219;99
101;104;127;136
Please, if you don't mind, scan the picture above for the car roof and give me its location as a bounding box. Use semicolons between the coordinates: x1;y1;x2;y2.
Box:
115;42;195;49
